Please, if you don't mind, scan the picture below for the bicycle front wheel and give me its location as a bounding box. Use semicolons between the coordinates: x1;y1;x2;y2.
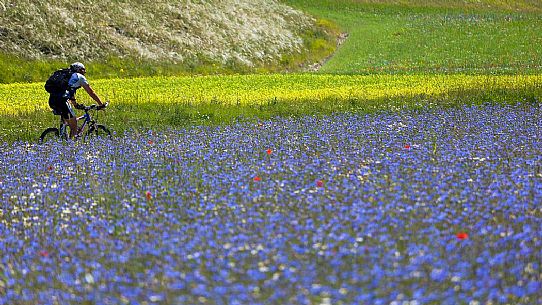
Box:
84;124;112;141
39;128;60;144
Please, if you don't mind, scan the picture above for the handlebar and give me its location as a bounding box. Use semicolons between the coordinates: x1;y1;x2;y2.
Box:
76;102;109;111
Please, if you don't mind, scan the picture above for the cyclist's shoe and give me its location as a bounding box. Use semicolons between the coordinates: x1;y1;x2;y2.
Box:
74;130;83;141
97;103;107;110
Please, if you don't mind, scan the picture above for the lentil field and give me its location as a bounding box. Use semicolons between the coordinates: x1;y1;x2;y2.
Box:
1;103;541;304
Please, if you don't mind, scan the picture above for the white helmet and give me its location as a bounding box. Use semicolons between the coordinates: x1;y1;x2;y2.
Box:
70;62;85;72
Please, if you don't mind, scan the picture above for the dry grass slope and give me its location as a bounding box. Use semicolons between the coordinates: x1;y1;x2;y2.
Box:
0;0;314;67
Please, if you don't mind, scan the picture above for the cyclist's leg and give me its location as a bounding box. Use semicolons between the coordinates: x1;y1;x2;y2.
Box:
66;117;78;138
63;101;78;138
50;95;78;138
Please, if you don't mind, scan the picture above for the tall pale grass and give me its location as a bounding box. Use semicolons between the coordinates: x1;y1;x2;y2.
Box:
0;0;314;66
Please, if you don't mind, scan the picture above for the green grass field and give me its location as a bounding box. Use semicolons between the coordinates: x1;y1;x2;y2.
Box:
284;0;542;74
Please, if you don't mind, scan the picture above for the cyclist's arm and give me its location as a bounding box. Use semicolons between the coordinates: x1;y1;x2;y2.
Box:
82;83;104;106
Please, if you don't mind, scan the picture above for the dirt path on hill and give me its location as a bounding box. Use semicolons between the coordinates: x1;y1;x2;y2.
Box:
305;32;349;72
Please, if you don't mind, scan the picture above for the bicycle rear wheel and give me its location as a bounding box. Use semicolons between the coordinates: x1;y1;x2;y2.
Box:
39;128;60;144
84;124;112;141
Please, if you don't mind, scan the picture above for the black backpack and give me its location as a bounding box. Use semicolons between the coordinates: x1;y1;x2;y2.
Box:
44;68;73;94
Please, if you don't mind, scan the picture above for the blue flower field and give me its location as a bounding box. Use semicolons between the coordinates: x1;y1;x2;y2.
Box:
1;103;541;304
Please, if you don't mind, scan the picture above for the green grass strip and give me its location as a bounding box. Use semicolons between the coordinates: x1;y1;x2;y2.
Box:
1;73;541;142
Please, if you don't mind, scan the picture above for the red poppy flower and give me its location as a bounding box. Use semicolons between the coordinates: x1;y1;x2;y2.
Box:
145;191;152;200
404;144;411;149
266;149;272;155
38;250;49;257
253;176;261;182
456;232;469;240
47;165;53;171
316;180;324;187
148;140;154;145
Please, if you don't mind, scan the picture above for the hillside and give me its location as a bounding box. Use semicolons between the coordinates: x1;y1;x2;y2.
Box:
0;0;337;82
2;0;541;83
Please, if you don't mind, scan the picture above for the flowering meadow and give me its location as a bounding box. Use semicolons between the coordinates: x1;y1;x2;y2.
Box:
2;74;541;116
1;102;541;304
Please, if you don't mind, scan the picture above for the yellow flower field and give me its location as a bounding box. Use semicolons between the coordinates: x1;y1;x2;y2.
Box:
1;74;541;116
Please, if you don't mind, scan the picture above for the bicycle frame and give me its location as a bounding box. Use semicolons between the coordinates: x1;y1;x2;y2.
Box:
76;111;93;133
58;108;94;137
40;103;110;143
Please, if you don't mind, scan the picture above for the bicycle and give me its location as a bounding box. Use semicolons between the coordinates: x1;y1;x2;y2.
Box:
39;103;111;143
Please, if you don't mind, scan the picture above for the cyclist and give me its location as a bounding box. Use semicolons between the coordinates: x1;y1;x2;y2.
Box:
48;62;106;139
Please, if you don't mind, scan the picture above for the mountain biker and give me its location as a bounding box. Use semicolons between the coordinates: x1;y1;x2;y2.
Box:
48;62;106;139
